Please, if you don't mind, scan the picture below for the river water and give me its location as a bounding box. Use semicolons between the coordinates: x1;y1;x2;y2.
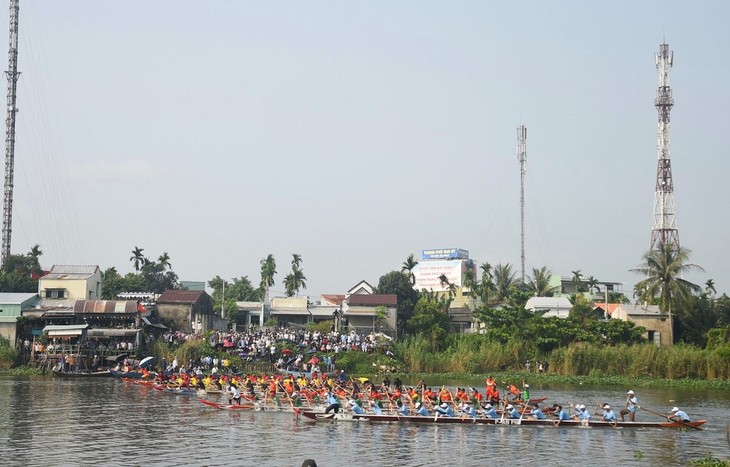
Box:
0;376;728;466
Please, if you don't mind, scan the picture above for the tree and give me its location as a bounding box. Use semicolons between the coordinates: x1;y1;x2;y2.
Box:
478;262;496;304
586;276;600;295
570;269;585;292
527;266;559;297
631;242;704;315
376;270;421;336
494;263;517;303
209;275;262;323
130;247;145;272
407;297;450;352
259;254;277;304
401;253;419;285
284;254;306;297
101;267;123;299
705;279;717;297
157;252;171;270
140;259;180;293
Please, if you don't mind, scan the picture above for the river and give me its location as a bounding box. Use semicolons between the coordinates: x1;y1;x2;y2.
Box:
0;376;727;466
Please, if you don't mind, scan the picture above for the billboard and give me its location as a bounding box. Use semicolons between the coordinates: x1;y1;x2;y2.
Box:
421;248;469;260
413;260;466;292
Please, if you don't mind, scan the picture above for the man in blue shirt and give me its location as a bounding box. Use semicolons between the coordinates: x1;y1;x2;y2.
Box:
349;399;364;414
324;390;340;414
506;404;521;419
669;407;690;422
578;404;591;421
370;400;383;415
620;390;638;422
414;402;430;416
530;404;547;420
396;400;409;416
554;405;571;421
601;404;616;422
482;403;498;419
460;402;477;418
436;402;454;417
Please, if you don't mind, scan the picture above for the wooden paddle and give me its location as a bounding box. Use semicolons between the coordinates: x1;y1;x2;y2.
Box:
638;405;703;431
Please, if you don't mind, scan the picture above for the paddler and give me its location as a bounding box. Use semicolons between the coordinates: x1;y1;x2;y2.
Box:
369;400;384;415
598;403;616;422
324;389;340;414
505;404;521;419
482;403;498;419
436;402;455;417
668;407;690;423
414;402;430;416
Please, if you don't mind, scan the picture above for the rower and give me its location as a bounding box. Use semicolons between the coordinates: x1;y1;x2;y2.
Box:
460;402;477;418
482;403;498;419
414;402;430;416
598;404;616;422
668;407;690;423
369;400;384;415
349;399;364;414
436;402;454;417
395;399;409;416
530;404;547;420
505;404;521;419
554;404;571;421
324;389;340;414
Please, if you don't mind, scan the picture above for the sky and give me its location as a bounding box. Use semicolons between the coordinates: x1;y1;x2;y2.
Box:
4;1;730;298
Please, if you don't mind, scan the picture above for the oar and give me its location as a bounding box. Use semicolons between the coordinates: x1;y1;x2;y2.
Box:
638;405;703;431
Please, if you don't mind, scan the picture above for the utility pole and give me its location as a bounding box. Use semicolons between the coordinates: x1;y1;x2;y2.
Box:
1;0;20;266
517;125;527;282
650;42;680;253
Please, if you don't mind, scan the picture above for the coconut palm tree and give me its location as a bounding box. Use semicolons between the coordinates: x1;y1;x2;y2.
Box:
631;242;704;314
158;252;171;270
571;270;586;292
479;262;496;304
494;263;517;303
705;279;717;297
401;253;419;285
527;266;559;296
259;254;277;304
586;276;600;296
130;247;145;272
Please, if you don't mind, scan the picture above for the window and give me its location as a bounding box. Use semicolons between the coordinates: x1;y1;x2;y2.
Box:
44;289;67;299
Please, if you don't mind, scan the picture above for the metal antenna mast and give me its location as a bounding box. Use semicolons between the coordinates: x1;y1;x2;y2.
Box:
650;42;679;253
1;0;20;266
517;125;527;282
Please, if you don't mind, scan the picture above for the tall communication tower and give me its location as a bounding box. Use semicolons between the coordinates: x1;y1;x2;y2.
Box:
650;42;680;253
1;0;20;266
517;125;527;282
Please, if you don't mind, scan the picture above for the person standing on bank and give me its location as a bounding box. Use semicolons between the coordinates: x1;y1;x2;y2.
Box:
620;390;638;422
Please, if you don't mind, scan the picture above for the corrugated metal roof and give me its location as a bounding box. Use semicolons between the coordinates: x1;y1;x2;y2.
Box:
0;292;38;304
157;289;208;303
73;300;138;314
347;294;397;306
43;264;100;280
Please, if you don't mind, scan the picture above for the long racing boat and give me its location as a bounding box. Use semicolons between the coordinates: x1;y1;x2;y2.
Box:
300;411;707;429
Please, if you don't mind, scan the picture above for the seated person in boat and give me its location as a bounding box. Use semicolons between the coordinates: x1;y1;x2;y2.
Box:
414;402;429;416
553;405;571;421
436;402;455;417
598;404;616;422
529;403;547;420
576;404;591;421
460;402;477;418
505;404;521;419
482;403;498;419
668;407;690;423
348;399;365;415
369;400;384;415
395;399;409;416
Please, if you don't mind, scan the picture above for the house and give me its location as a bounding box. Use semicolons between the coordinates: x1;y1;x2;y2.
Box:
38;265;102;300
269;297;338;328
525;296;573;318
156;290;219;333
612;304;672;346
345;294;397;337
0;292;39;344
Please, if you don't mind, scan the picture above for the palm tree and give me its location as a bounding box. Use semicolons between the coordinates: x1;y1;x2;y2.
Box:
158;252;171;270
586;276;600;295
631;242;704;314
479;262;496;304
705;279;716;297
571;270;585;292
401;253;419;285
462;263;477;299
494;263;517;303
285;254;307;297
527;266;559;296
292;254;302;268
130;247;145;272
259;254;277;304
29;244;42;259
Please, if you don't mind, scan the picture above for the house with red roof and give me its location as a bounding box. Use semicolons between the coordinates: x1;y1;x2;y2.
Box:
156;290;219;333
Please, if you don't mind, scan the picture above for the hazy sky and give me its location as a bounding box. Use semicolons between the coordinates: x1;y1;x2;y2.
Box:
5;1;730;298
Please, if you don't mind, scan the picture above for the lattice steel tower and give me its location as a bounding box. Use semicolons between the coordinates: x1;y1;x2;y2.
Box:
517;125;527;282
1;0;20;266
650;42;680;253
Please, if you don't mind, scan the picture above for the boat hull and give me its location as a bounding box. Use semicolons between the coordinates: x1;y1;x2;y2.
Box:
301;412;707;429
52;369;111;378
